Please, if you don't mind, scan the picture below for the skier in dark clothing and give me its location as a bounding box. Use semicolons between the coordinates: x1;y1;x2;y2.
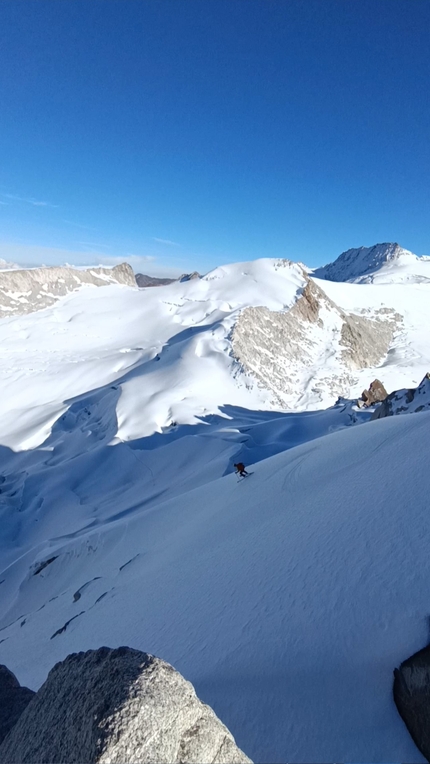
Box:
234;462;249;477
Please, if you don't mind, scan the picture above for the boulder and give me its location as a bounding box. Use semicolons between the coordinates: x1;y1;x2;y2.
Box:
0;665;35;745
0;647;251;764
359;379;388;407
393;643;430;761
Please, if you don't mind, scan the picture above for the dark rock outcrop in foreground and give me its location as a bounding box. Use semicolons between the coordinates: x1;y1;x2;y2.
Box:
0;647;251;764
393;643;430;762
0;665;34;745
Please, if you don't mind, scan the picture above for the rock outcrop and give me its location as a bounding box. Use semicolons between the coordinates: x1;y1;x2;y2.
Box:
357;379;388;408
0;263;136;318
393;643;430;761
0;647;251;764
372;373;430;419
231;273;400;408
0;665;34;745
135;273;176;287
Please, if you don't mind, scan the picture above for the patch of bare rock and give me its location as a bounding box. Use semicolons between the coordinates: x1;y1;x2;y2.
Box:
0;646;251;764
231;271;401;407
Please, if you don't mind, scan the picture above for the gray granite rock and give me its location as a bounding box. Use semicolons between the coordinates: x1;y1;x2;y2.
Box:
0;647;251;764
231;268;400;408
0;665;35;745
393;643;430;761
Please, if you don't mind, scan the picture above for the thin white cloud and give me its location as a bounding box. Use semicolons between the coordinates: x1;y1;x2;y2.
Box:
152;237;181;247
2;193;57;208
79;241;111;250
62;219;97;231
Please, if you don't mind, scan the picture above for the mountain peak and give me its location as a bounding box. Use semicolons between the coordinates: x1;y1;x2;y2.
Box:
312;242;422;284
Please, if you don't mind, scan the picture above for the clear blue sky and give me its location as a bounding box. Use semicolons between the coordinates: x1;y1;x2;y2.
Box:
0;0;429;275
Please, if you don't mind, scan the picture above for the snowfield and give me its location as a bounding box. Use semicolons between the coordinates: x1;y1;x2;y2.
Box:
0;254;429;762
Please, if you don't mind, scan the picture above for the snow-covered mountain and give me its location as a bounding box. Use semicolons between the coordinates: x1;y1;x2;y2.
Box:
1;251;430;761
314;242;430;284
0;263;136;317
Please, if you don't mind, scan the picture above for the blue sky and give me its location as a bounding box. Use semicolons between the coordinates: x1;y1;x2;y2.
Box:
0;0;429;275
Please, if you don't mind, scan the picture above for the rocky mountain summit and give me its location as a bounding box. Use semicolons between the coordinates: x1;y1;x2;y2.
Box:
0;647;251;764
314;242;430;284
0;263;136;318
232;272;401;407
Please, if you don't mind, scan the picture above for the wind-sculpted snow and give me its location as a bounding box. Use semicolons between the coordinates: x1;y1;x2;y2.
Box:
0;263;136;317
314;242;430;284
231;275;400;407
0;411;428;763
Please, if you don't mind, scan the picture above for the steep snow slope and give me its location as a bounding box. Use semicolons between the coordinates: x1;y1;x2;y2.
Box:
0;412;428;763
314;242;430;284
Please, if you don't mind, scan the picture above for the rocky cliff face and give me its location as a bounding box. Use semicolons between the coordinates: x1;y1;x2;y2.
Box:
0;647;251;764
231;274;400;408
0;263;136;318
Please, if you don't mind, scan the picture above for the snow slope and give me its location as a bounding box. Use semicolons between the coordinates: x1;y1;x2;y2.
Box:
0;255;429;454
0;254;429;761
0;409;428;763
314;242;430;284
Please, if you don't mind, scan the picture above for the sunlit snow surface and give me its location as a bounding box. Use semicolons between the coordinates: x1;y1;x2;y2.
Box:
0;257;429;762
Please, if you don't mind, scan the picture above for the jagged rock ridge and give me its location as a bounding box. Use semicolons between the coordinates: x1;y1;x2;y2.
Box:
231;274;401;408
372;373;430;419
0;263;136;318
0;647;251;764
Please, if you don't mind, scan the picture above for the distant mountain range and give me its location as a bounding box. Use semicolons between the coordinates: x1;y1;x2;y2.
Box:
135;271;200;288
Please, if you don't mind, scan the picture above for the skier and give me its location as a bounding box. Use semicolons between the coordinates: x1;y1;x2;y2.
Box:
234;462;249;477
